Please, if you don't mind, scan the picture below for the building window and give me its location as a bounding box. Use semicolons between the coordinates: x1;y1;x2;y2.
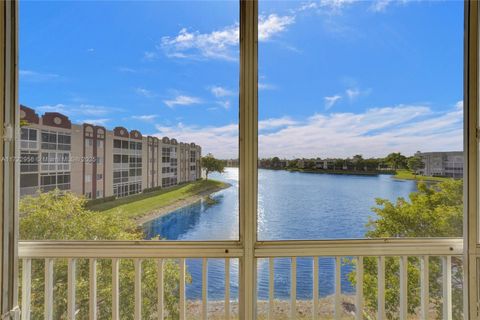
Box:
97;140;103;148
96;174;103;180
85;175;91;183
96;156;103;165
20;128;38;149
20;151;39;173
86;138;93;147
96;190;103;198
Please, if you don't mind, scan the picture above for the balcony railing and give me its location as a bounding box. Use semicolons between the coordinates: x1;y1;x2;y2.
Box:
18;238;463;319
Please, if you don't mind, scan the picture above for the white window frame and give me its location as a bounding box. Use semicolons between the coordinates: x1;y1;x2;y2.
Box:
1;1;479;319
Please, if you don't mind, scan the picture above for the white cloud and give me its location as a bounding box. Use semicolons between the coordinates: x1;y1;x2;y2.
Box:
37;103;122;117
259;83;276;91
216;100;231;110
20;70;60;82
324;95;342;109
210;86;235;97
82;118;110;126
370;0;392;12
144;51;157;60
132;114;157;122
164;95;202;108
152;104;463;159
346;88;360;100
160;13;294;61
135;87;155;98
455;100;463;110
259;117;298;130
258;14;295;41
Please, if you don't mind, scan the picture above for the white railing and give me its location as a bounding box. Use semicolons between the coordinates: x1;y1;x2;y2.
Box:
18;238;463;319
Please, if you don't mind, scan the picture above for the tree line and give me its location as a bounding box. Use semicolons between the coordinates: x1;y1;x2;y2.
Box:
258;152;424;172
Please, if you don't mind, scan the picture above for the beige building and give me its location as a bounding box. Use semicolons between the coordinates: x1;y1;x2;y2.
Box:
416;151;463;178
19;105;202;199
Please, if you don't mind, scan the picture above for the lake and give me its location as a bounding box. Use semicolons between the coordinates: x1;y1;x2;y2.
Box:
143;168;417;300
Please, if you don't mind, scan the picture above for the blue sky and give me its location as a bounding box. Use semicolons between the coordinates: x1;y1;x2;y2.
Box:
20;0;463;159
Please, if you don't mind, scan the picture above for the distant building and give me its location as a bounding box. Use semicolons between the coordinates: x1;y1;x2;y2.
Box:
226;159;239;167
416;151;463;178
19;105;202;199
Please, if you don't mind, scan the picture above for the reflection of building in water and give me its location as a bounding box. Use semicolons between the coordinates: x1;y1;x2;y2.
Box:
19;105;202;199
416;151;463;178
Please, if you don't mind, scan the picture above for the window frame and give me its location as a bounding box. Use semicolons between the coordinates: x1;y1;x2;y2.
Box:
1;1;479;319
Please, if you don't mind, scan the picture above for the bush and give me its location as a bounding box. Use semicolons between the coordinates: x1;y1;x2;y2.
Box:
349;180;463;319
20;190;188;319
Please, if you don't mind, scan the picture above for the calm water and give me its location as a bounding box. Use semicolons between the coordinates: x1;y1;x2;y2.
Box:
143;168;417;300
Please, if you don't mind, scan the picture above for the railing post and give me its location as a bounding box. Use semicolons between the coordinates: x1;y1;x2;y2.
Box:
202;258;208;320
112;258;120;320
313;257;319;320
377;256;385;320
224;258;230;320
335;256;341;320
420;256;429;320
399;256;408;320
21;259;31;320
268;258;274;320
157;259;164;320
290;257;296;320
179;258;186;320
67;258;77;320
355;257;363;320
44;258;54;320
442;256;452;320
89;259;97;320
134;259;142;320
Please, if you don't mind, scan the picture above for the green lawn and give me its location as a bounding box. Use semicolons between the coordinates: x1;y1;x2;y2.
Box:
88;179;229;219
393;169;450;182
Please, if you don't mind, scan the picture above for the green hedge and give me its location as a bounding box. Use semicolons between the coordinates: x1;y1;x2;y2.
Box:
85;195;116;207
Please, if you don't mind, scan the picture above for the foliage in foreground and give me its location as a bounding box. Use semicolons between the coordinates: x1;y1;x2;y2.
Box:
20;190;188;319
350;179;463;319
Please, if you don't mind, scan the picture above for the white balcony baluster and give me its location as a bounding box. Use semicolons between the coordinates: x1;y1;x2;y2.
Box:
399;256;408;320
377;256;386;320
442;256;452;320
44;258;54;320
335;256;341;320
225;258;230;320
134;259;142;320
420;256;429;320
313;257;319;320
21;259;31;320
179;258;186;320
355;256;363;320
157;259;164;320
112;258;120;320
89;259;97;320
202;258;208;320
290;257;297;320
268;257;274;320
67;258;77;319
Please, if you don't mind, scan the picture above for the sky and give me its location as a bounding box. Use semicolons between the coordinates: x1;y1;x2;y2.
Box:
20;0;463;159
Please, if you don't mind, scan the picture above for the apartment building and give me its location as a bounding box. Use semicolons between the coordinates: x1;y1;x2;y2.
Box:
19;105;202;199
416;151;464;178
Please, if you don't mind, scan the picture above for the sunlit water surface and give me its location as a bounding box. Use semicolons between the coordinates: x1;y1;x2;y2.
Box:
143;168;416;300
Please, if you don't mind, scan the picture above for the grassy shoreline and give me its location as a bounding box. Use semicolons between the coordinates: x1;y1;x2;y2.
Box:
88;179;231;223
393;169;450;182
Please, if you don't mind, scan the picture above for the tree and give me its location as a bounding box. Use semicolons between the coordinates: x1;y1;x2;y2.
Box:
407;155;424;174
384;152;407;170
271;156;280;168
349;180;463;319
20;190;187;319
201;153;225;180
